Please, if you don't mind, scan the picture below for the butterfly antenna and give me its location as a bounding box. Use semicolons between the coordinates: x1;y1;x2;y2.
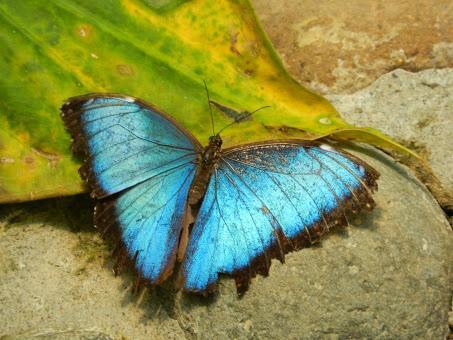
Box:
203;80;215;136
217;105;271;135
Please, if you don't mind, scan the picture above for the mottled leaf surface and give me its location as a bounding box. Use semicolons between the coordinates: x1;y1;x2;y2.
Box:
0;0;417;203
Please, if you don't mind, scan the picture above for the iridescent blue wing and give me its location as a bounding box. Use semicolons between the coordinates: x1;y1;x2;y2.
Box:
61;94;201;284
180;141;379;294
61;94;201;198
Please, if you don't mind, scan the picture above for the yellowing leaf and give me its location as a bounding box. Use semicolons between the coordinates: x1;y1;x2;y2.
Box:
0;0;419;203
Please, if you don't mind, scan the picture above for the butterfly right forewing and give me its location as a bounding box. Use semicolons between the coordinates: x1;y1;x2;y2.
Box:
179;140;379;294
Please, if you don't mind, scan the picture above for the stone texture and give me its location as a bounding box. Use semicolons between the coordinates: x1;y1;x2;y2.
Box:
0;198;186;340
1;145;451;339
253;0;453;94
327;68;453;194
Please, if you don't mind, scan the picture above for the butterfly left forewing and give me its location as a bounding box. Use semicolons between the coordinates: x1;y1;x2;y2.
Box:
61;94;201;198
61;94;201;285
180;141;379;294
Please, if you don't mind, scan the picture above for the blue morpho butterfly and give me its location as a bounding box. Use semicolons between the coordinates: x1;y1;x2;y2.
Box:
61;89;379;295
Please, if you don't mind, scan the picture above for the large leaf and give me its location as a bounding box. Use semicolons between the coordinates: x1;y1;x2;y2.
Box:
0;0;419;203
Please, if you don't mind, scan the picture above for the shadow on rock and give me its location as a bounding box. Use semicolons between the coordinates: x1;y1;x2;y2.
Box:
0;194;94;233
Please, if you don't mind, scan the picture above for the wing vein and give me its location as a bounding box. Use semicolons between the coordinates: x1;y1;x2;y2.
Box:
306;149;361;209
220;157;286;261
214;169;254;279
219;167;271;274
97;161;195;234
316;148;374;196
141;167;196;269
103;153;197;193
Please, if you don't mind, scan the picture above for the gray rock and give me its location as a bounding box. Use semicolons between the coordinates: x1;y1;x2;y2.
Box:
0;198;186;340
327;68;453;194
1;145;451;339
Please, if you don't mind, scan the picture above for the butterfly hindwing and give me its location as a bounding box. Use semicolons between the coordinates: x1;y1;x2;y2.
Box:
180;141;379;294
61;94;200;284
94;162;197;283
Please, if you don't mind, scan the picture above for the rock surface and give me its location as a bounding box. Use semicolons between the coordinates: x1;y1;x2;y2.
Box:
0;145;451;339
327;68;453;194
253;0;453;94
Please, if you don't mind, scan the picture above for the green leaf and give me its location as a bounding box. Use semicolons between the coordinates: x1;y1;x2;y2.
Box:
0;0;420;203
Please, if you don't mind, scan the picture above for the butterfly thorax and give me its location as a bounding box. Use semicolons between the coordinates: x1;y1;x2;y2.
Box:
201;134;222;169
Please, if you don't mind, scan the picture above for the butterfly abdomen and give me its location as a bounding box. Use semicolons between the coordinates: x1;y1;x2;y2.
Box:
188;165;212;207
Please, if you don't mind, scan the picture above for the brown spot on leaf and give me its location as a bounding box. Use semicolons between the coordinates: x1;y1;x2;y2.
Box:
116;64;135;76
244;68;254;76
23;155;34;165
230;45;241;56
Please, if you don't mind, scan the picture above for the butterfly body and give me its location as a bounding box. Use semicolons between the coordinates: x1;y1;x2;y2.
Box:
185;135;222;210
61;93;379;295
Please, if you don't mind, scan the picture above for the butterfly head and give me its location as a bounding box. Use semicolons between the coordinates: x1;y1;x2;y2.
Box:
208;134;222;148
202;134;222;167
